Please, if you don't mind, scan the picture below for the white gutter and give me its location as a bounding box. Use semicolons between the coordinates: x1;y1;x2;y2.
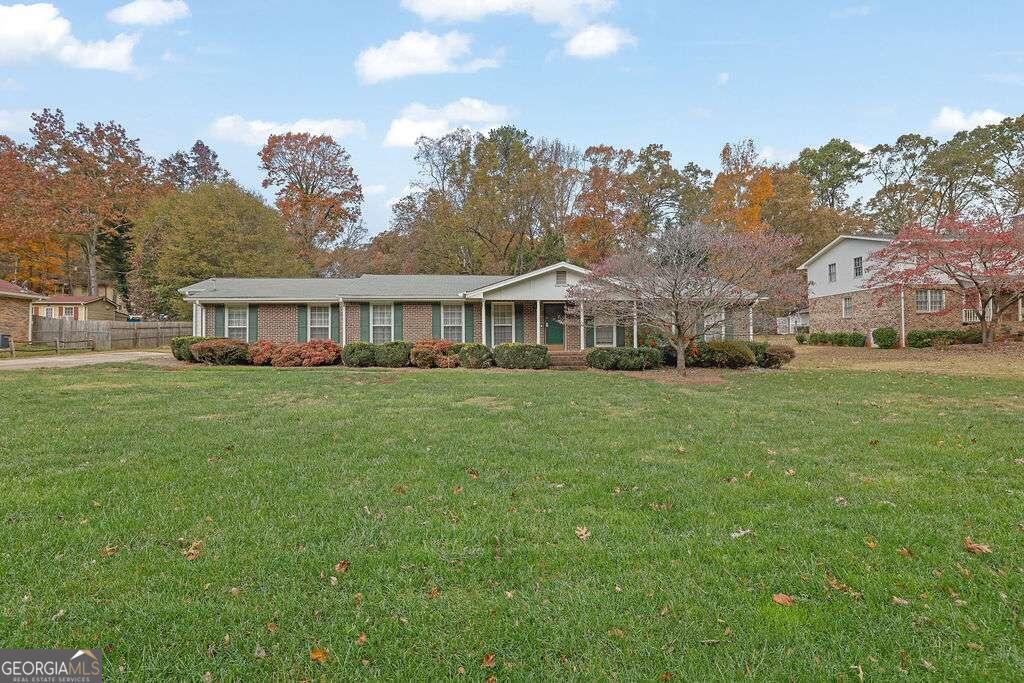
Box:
339;297;346;345
899;285;906;347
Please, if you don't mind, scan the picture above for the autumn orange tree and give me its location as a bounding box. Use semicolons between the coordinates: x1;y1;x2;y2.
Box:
709;139;775;232
259;132;363;274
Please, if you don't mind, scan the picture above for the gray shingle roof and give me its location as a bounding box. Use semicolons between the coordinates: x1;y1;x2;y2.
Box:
178;274;511;301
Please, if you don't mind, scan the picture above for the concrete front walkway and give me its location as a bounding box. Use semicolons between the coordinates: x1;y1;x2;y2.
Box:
0;350;171;371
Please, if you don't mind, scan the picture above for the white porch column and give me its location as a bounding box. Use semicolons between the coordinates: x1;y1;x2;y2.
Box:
632;300;638;348
536;300;541;344
481;297;487;347
579;302;585;350
747;304;754;341
340;298;347;345
198;303;205;336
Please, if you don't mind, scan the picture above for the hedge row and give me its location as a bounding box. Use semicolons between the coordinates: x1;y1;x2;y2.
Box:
804;331;867;347
906;328;982;348
585;347;662;370
596;340;795;370
171;337;552;369
794;327;981;349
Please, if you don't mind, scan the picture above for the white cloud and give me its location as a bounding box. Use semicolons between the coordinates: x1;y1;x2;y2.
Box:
931;106;1006;134
384;97;510;147
0;77;21;91
564;23;635;58
387;184;422;208
209;115;367;146
0;3;137;72
401;0;612;26
830;4;872;19
761;146;797;164
0;109;32;134
356;31;499;83
716;71;730;86
364;184;387;195
852;141;871;153
108;0;189;26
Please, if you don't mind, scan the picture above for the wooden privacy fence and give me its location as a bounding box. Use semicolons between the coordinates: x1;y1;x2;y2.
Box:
32;317;192;351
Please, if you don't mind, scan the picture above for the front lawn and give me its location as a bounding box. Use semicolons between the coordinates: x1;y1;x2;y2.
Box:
1;365;1021;679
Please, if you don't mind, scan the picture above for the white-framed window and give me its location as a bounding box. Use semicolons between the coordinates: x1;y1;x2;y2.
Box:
827;263;837;283
309;305;331;340
61;306;75;319
595;317;616;346
853;257;863;278
491;302;514;345
442;303;464;342
555;270;567;286
842;296;853;319
915;289;945;313
226;305;248;341
44;306;54;318
370;303;392;343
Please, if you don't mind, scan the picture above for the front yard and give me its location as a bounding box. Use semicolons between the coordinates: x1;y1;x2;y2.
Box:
1;361;1021;679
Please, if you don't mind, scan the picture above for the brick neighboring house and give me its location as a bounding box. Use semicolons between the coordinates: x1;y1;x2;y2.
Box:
798;235;1024;345
32;295;127;321
178;261;758;349
0;279;43;342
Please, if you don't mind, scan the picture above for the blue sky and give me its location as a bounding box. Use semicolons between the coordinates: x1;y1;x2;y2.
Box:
2;1;1023;234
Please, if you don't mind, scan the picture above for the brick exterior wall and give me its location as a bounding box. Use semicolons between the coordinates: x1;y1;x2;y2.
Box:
257;304;298;342
402;303;433;342
808;287;983;345
0;296;32;342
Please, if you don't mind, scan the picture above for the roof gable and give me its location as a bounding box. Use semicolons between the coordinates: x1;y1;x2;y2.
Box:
797;235;892;270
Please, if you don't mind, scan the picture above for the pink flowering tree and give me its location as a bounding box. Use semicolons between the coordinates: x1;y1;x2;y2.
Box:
868;215;1024;345
567;221;801;372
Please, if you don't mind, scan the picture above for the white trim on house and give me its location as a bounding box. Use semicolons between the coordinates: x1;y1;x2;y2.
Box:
369;302;394;344
797;234;893;270
490;301;515;345
593;316;616;347
441;302;464;342
340;298;347;345
225;304;249;341
308;303;331;341
462;261;589;298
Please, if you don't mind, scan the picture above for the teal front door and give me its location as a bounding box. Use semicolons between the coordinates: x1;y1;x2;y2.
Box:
544;304;564;346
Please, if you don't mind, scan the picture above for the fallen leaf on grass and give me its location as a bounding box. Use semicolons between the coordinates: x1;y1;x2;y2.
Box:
183;540;203;561
229;587;241;597
481;653;496;668
920;659;936;672
864;538;877;550
427;586;441;599
355;633;367;646
452;486;464;495
310;648;328;663
608;628;625;639
467;468;480;480
659;673;673;681
334;560;350;573
99;545;118;558
963;537;991;555
730;529;752;540
891;596;910;606
898;547;913;558
772;593;795;606
266;622;278;633
785;468;795;476
575;526;591;542
393;484;408;494
253;644;266;659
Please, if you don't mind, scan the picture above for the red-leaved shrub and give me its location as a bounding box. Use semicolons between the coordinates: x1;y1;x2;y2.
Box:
247;340;279;366
271;340;343;367
436;353;459;368
410;339;453;368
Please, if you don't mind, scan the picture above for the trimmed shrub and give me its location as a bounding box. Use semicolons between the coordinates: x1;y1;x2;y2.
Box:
247;340;278;366
411;339;452;369
657;343;678;367
171;335;207;362
872;327;898;349
906;329;982;348
342;341;375;367
795;332;808;345
189;338;249;365
761;344;796;369
375;341;412;368
587;347;662;370
736;340;769;367
705;341;756;368
272;340;342;367
458;343;493;369
808;331;867;347
684;340;712;367
448;343;465;356
436;354;459;368
493;343;550;369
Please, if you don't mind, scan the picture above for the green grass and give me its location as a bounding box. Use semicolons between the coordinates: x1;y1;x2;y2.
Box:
1;364;1022;679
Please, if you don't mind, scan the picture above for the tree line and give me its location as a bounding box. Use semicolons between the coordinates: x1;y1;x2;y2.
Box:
2;107;1022;319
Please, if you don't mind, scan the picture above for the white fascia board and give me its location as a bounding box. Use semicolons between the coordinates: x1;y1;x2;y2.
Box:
797;235;892;270
461;261;590;297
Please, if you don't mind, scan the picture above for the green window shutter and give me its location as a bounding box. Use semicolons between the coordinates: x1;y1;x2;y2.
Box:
463;303;474;342
360;303;370;342
585;317;595;348
394;303;404;340
431;303;441;339
214;305;225;337
248;304;259;341
296;304;308;342
514;302;524;342
616;322;626;347
330;304;340;342
485;302;492;347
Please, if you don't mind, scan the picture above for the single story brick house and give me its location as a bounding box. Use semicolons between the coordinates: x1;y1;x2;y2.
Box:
798;235;1024;345
179;261;757;349
0;279;43;342
32;295;126;321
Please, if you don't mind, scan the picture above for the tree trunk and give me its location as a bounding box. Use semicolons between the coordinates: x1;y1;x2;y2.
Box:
674;339;687;375
980;318;995;346
82;232;98;296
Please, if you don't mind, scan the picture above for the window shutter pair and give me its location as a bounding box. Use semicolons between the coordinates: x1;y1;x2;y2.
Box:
296;304;308;342
248;304;259;342
431;303;442;339
393;304;403;340
214;305;225;337
463;303;474;342
330;304;340;342
514;303;524;343
360;303;369;342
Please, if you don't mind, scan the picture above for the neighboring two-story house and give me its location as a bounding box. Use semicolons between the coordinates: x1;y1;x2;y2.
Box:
797;234;1024;345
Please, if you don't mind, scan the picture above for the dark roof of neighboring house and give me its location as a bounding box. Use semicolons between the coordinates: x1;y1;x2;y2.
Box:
178;274;512;301
38;295;110;304
0;279;44;300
